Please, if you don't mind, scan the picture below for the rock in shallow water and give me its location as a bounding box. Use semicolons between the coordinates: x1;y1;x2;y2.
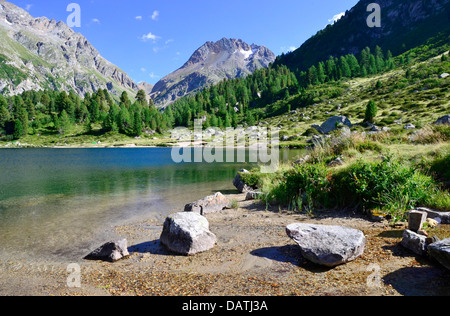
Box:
184;192;231;215
286;223;366;267
160;212;217;256
84;239;129;262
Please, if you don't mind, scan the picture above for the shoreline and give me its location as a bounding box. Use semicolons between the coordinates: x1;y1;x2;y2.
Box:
1;192;449;296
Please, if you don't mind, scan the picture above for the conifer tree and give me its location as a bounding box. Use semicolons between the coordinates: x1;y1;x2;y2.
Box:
364;100;378;124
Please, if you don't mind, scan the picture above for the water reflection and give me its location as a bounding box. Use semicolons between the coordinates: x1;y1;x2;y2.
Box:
0;147;304;261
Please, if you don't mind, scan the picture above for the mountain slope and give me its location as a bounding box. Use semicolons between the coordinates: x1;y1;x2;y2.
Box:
276;0;450;72
151;38;275;108
0;0;138;97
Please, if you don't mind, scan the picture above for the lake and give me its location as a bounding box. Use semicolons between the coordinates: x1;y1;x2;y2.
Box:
0;147;303;262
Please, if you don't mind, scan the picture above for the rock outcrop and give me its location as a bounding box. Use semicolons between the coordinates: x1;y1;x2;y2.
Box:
433;115;450;125
312;116;352;134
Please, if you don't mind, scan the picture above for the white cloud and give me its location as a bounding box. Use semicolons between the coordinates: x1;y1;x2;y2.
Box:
165;39;174;45
280;46;297;54
92;18;101;24
141;32;160;42
135;16;143;21
140;67;147;72
25;4;33;11
328;12;345;24
151;10;159;21
149;72;160;79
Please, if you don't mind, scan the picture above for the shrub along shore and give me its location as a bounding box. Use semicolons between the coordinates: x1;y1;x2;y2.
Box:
240;124;450;223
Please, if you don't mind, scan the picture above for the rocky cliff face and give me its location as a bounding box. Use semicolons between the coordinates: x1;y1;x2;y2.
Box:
0;0;138;97
151;38;275;108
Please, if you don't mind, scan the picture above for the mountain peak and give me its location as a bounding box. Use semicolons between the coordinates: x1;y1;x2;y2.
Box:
0;0;137;97
151;38;275;107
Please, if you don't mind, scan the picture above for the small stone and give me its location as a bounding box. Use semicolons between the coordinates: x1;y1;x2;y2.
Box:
408;210;427;232
184;192;231;215
245;191;263;200
426;218;439;228
84;239;130;262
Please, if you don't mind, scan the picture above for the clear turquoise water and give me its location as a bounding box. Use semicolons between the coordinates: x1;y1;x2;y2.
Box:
0;147;303;261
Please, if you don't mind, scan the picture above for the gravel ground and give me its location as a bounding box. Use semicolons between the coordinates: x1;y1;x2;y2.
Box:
1;193;449;296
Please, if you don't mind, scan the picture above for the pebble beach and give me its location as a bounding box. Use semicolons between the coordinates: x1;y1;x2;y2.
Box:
1;192;449;296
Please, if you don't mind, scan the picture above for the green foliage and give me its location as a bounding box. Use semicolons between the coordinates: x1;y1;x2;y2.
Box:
0;54;27;86
239;169;264;189
429;150;450;182
265;163;332;213
0;89;171;140
335;157;437;221
12;120;23;139
364;100;378;123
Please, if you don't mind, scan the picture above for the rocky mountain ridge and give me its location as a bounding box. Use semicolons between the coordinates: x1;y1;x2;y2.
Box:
151;38;276;108
0;0;138;97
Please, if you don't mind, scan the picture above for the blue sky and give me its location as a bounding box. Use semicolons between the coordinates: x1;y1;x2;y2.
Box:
9;0;359;85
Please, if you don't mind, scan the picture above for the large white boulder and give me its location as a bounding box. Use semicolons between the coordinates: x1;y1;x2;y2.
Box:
286;223;365;267
160;212;217;256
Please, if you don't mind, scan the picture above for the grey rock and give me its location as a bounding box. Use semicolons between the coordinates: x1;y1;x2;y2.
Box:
401;229;428;256
233;169;253;193
416;207;450;224
245;191;263;201
327;157;344;167
428;238;450;271
439;73;449;79
160;212;217;256
313;116;352;134
84;239;129;262
294;155;310;165
184;192;231;215
408;210;427;232
404;123;416;130
433;115;450;125
286;223;366;267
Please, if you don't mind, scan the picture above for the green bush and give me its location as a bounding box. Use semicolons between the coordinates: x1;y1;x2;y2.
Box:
356;140;383;153
429;151;450;181
267;163;332;213
335;157;437;222
239;169;263;189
